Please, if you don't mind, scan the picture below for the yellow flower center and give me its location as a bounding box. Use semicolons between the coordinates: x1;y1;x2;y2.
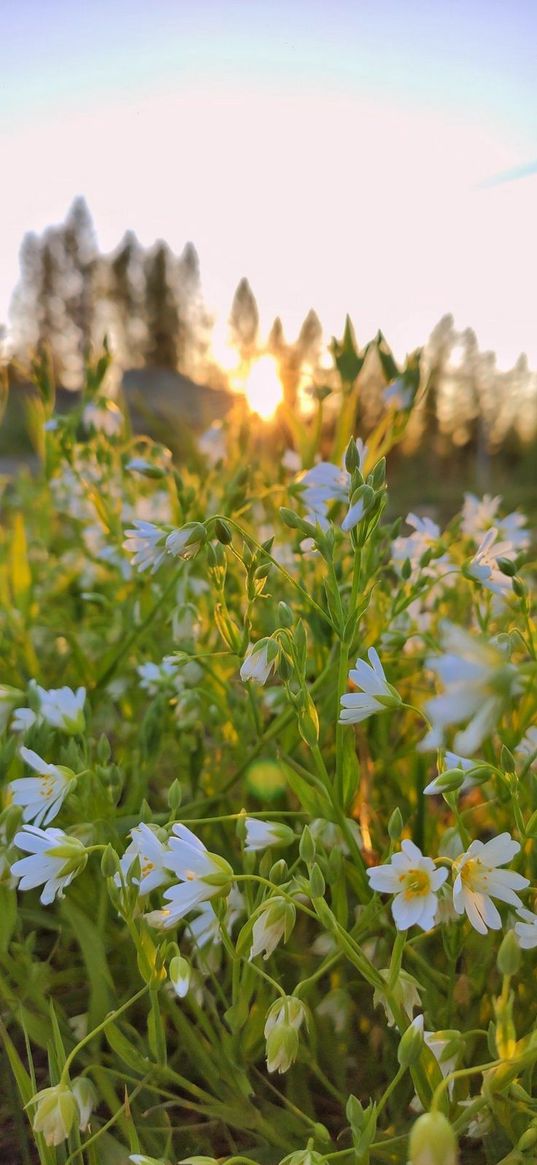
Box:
401;868;430;899
460;858;488;890
39;776;56;800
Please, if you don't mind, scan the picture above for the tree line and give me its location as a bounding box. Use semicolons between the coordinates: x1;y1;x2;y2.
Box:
5;199;537;451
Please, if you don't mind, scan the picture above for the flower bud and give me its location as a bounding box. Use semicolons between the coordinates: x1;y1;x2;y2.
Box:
388;807;404;841
398;1015;424;1067
214;518;232;545
497;929;522;977
265;1022;299;1073
299;825;316;866
169;955;191;998
309;863;326;898
408;1111;458;1165
31;1084;77;1146
71;1076;97;1131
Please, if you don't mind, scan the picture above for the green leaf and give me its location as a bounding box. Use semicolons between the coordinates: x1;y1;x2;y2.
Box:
60;899;115;1027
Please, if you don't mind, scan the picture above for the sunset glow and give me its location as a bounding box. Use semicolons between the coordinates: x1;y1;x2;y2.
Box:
242;356;284;420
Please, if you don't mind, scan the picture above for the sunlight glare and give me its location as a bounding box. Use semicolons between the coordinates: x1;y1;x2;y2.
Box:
243;356;284;420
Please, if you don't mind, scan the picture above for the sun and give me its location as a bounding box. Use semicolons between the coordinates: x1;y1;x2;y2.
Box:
242;356;284;420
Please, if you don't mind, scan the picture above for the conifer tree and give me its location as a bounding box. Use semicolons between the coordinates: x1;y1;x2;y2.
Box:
229;278;259;362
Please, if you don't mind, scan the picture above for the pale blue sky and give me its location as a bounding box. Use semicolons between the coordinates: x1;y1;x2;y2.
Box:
2;1;536;364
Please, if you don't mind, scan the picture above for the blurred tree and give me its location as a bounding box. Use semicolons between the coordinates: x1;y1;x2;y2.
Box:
229;278;259;362
143;242;181;369
108;230;146;365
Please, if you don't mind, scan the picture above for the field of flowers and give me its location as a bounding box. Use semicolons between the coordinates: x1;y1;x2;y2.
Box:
0;341;536;1165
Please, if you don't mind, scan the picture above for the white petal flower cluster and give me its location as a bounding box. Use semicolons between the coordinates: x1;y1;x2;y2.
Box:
145;824;233;929
339;647;401;724
368;832;528;937
422;623;521;755
12;684;86;735
250;896;296;960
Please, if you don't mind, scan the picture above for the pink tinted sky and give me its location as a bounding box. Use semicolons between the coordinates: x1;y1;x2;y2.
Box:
2;0;536;366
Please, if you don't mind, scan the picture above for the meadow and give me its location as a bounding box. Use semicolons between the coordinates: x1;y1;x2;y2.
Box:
0;340;536;1165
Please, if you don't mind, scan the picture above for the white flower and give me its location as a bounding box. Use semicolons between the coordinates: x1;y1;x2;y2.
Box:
187;886;244;949
516;727;537;770
250;896;296;960
383;378;413;410
452;833;529;935
31;1084;78;1146
515;908;537;949
461;493;501;540
264;996;307;1073
309;817;362;855
10;747;76;827
467;528;515;597
123;520;169;573
423;623;520;755
198;421;226;465
297;440;368;530
373;969;422;1026
11;825;87;904
35;685;86;734
367;840;448;931
166;523;206;560
11;706;37;733
83;399;123;436
145;824;232;929
117;824;171;894
240;640;279;685
424;1028;461;1088
423;751;483;796
462;493;529;550
137;658;180;694
71;1077;97;1132
244;818;294;852
339;646;401;724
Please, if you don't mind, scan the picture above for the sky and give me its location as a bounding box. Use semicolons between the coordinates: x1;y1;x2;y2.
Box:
1;0;537;368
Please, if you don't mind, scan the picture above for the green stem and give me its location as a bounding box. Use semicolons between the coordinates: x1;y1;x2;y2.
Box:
60;984;149;1085
207;514;336;632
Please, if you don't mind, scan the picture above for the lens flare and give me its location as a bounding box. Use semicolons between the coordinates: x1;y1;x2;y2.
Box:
243;356;283;420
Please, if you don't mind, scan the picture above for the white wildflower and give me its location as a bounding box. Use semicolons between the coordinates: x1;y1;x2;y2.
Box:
116;824;171;895
383;378;414;410
423;623;520;755
240;640;279;685
515;907;537;949
423;751;484;796
11;825;87;904
339;646;401;724
145;824;232;929
467;528;516;596
137;658;180;695
166;523;206;560
250;896;296;960
516;726;537;770
264;996;307;1073
36;685;86;734
31;1084;78;1147
373;969;422;1026
244;818;294;852
10;747;76;827
462;493;529;550
367;840;448;931
452;833;529;935
123;520;169;573
82;398;123;436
